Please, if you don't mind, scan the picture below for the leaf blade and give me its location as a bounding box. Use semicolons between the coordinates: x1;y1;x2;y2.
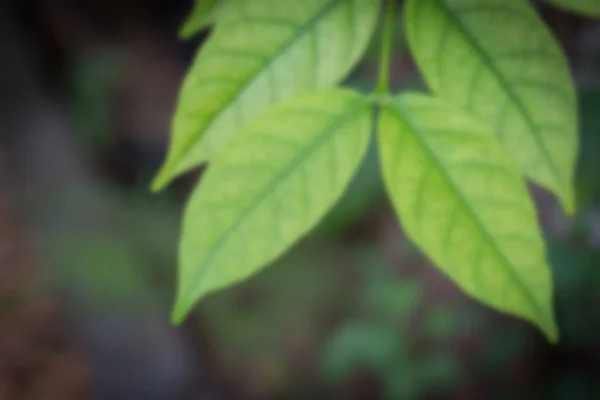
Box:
173;89;372;322
378;93;557;341
154;0;381;191
405;0;578;213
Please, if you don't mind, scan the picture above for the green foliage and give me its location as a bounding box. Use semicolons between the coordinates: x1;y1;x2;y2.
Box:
69;52;123;150
324;322;399;381
153;0;590;339
378;93;557;340
322;250;463;399
546;0;600;17
576;90;600;207
405;0;578;214
152;0;380;190
172;89;371;322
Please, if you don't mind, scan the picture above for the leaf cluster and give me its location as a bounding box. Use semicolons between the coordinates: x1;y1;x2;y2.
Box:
152;0;594;342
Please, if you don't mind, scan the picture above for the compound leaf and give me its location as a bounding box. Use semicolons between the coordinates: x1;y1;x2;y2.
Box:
173;89;372;322
405;0;578;213
378;93;557;341
546;0;600;17
153;0;381;191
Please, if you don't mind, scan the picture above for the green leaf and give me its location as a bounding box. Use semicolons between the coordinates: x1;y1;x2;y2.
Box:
405;0;578;214
179;0;230;39
546;0;600;17
153;0;381;191
378;93;558;341
172;89;372;322
415;354;461;387
322;322;397;382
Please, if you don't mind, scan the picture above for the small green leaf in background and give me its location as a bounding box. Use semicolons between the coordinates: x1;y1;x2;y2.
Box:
575;90;600;207
153;0;381;191
179;0;229;39
364;280;421;321
323;322;397;382
415;354;461;388
69;52;123;150
546;0;600;18
172;89;372;323
378;93;558;341
405;0;578;213
425;307;465;340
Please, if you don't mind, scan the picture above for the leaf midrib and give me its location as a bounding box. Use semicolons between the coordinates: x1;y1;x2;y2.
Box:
184;97;368;303
389;102;548;328
432;0;564;193
177;0;346;164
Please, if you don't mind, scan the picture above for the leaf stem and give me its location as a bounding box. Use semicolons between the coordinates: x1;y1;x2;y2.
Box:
376;0;395;96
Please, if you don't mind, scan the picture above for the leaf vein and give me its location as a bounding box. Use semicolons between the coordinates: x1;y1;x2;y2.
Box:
392;103;547;325
434;0;564;193
188;98;366;292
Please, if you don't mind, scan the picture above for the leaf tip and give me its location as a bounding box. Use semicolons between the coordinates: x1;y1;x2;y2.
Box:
170;298;191;326
544;325;560;345
178;21;205;40
178;26;193;41
537;312;560;345
150;166;173;193
561;191;577;217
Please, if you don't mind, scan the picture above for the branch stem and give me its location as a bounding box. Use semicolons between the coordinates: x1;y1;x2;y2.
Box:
376;0;395;96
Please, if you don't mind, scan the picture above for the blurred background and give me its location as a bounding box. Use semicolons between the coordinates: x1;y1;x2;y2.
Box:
1;0;599;399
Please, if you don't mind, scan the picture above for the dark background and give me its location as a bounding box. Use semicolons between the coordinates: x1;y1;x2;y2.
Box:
1;0;600;399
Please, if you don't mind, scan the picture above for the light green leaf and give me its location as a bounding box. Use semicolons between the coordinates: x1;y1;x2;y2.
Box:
405;0;578;213
179;0;230;39
172;89;372;322
378;93;558;341
546;0;600;17
153;0;381;191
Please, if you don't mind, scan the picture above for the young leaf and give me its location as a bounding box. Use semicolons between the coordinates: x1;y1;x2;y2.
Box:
179;0;230;39
378;93;558;341
405;0;578;214
172;89;372;323
546;0;600;17
153;0;381;191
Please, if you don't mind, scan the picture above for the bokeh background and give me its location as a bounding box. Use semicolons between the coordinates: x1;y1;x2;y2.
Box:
1;0;600;399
